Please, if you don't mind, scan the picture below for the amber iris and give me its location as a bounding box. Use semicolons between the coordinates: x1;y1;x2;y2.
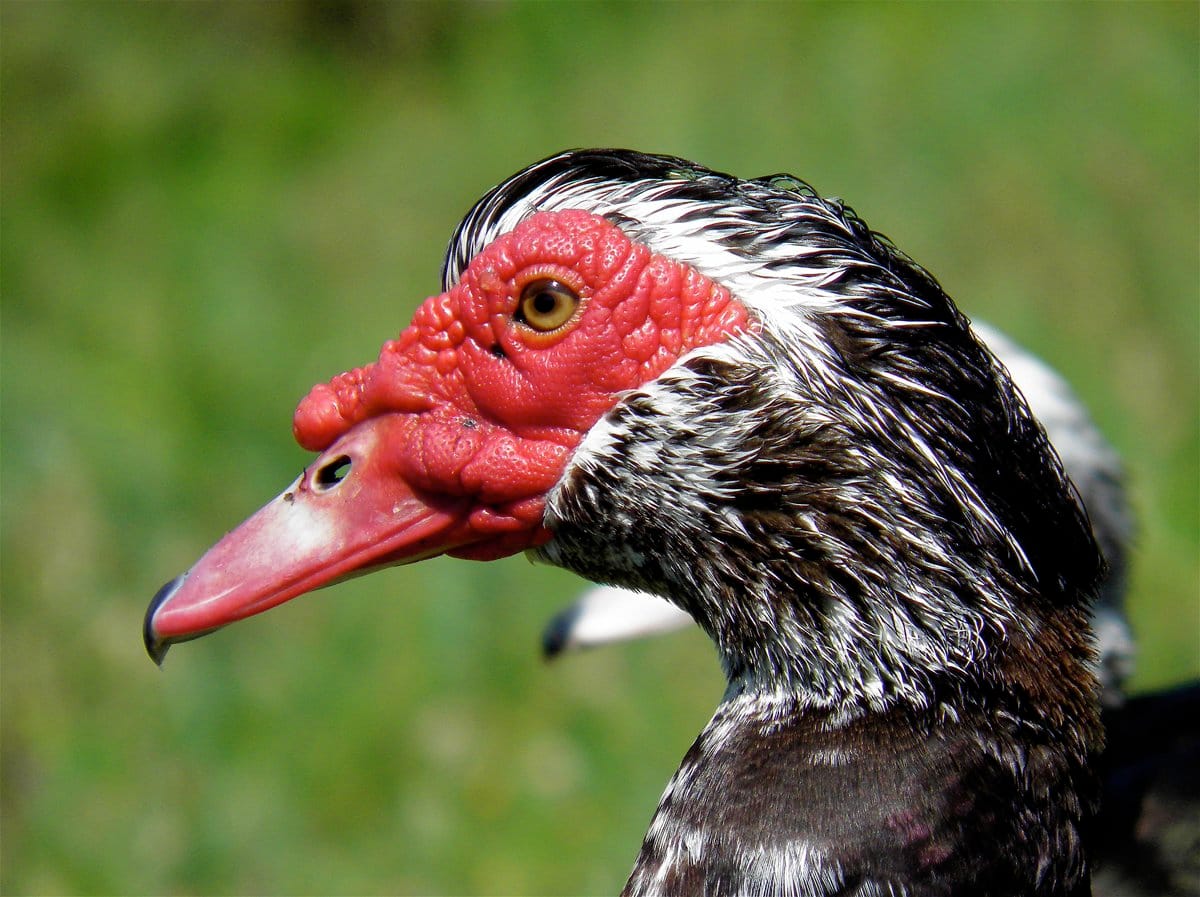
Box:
516;278;579;332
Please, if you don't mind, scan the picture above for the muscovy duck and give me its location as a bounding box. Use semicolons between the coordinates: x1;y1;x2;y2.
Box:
542;322;1136;707
146;150;1106;896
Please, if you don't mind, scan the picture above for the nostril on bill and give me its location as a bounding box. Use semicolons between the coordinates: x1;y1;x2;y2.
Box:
314;455;352;492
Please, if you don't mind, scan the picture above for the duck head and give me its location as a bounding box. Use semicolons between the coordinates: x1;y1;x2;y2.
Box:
145;149;1101;715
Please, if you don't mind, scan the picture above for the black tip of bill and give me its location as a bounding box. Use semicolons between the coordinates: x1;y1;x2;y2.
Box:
143;574;186;666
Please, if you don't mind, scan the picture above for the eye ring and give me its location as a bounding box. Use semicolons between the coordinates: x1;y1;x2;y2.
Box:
515;278;580;333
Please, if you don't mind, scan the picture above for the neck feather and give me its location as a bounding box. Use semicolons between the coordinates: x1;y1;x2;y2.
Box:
542;321;1099;714
622;686;1097;897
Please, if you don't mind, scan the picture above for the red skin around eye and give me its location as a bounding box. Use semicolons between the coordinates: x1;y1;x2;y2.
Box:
293;209;750;550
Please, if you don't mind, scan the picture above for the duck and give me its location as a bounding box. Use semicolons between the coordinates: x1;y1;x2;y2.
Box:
146;149;1108;896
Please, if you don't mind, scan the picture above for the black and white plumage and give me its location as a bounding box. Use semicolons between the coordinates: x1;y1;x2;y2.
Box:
452;151;1103;894
542;320;1137;706
147;150;1112;896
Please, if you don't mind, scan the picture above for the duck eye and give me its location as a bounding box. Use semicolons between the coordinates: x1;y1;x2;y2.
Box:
516;279;579;332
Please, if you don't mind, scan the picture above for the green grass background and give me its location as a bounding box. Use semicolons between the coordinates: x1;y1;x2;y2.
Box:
3;2;1197;894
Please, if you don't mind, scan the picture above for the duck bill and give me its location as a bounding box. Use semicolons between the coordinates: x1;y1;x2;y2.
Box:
143;414;474;665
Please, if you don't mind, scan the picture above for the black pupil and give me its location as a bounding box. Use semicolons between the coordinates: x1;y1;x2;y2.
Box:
532;290;559;315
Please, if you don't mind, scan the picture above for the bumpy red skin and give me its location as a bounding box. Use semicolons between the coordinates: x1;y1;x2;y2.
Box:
293;210;750;561
144;210;753;657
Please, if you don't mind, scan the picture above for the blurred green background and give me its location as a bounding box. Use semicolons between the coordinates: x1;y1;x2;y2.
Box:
3;2;1197;894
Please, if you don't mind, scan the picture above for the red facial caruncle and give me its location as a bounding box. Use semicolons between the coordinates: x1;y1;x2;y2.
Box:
145;209;749;660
